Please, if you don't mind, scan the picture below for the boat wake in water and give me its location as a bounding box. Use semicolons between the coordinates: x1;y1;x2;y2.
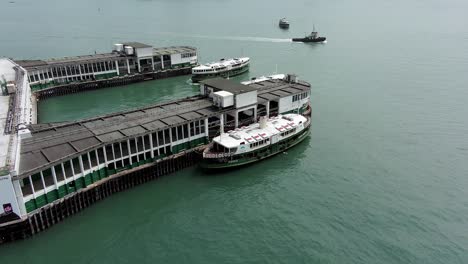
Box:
155;32;292;43
220;36;292;43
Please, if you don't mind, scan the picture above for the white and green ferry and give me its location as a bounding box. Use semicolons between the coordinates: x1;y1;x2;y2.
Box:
201;114;310;169
191;57;250;82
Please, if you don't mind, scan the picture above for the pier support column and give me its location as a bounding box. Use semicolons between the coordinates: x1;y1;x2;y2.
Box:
87;152;93;170
119;143;124;167
102;147;108;166
79;156;85;179
51;166;59;190
160;55;164;69
253;106;257;121
111;144;117;168
219;114;224;134
266;101;270;117
126;59;130;74
40;171;47;192
61;163;67;184
29;176;37;201
149;133;155;159
204;118;209;138
78;64;83;80
115;61;120;76
142;136;147;160
234;111;239;128
71;159;78;182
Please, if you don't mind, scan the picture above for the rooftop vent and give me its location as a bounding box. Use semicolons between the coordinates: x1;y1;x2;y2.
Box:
286;74;297;83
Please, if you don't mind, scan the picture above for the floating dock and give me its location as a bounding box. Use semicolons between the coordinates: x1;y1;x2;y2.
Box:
0;69;311;243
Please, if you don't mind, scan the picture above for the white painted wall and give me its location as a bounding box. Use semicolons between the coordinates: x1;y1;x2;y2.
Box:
279;94;310;113
0;175;21;217
170;54;197;65
235;91;257;108
135;47;153;58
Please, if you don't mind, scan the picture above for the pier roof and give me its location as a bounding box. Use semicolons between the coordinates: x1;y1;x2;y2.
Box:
17;77;310;177
152;46;196;56
15;53;126;70
19;96;218;176
248;78;310;99
122;42;152;48
201;78;256;95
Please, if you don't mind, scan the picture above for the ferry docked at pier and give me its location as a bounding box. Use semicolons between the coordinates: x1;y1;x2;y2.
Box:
191;57;250;82
201;114;310;169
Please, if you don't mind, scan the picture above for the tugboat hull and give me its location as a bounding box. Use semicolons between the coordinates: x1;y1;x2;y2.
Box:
292;37;326;43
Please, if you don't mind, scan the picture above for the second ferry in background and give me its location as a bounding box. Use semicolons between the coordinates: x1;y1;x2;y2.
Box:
191;57;250;82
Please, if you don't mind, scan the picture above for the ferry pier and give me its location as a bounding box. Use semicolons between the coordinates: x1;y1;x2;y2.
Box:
1;49;311;244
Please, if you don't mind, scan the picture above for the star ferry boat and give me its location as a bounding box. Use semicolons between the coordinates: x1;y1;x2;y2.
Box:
192;57;250;82
201;114;311;169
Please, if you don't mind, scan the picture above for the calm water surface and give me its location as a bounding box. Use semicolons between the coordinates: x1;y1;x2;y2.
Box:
1;0;468;263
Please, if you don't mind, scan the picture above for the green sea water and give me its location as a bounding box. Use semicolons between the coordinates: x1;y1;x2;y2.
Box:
1;0;468;263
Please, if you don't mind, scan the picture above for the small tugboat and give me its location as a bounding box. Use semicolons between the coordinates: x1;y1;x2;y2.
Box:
292;26;326;43
192;57;250;83
279;18;290;29
201;114;311;169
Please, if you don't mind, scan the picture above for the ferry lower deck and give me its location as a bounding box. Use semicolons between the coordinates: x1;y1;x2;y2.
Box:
0;74;312;243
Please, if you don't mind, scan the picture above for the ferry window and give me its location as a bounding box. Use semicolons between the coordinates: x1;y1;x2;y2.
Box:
129;139;137;154
183;124;189;139
152;132;158;147
89;151;98;167
54;165;65;182
72;157;81;175
97;148;105;164
143;135;150;150
131;156;138;164
177;126;183;140
123;158;130;167
121;141;129;156
165;146;171;155
113;143;122;159
157;131;163;146
63;161;73;179
195;121;200;135
200;120;205;134
164;129;170;144
105;145;114;160
137;137;144;152
190;122;195;136
171;127;177;141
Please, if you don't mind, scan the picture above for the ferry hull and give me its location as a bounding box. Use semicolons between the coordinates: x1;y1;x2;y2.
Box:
191;64;249;83
200;123;310;170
